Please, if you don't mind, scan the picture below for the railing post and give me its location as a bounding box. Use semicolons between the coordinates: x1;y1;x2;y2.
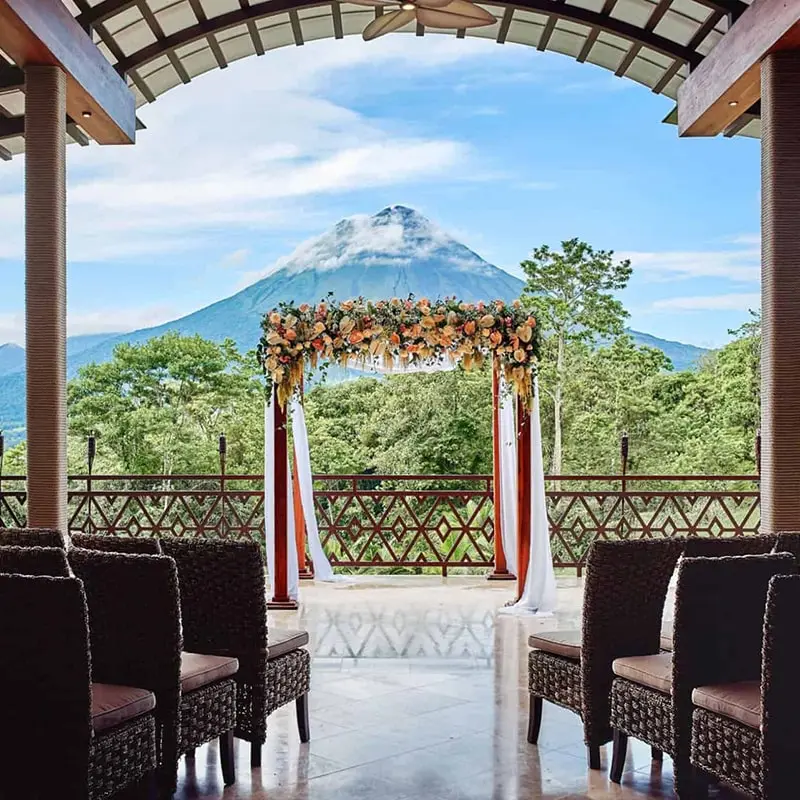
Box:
516;395;532;602
218;433;227;539
0;430;4;527
268;398;297;609
86;433;95;534
620;430;629;544
489;358;514;581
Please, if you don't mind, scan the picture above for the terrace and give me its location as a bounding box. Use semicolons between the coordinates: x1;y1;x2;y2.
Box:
2;0;800;797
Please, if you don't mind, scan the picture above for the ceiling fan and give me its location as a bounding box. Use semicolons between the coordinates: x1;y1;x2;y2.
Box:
351;0;497;41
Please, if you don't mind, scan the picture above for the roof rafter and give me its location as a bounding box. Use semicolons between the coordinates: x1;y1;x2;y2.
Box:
80;0;748;28
0;142;12;160
615;0;671;77
111;0;706;77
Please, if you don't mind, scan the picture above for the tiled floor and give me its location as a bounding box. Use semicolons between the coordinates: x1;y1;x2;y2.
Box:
173;575;729;799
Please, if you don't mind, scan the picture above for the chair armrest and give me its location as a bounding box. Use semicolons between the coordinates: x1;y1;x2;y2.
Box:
762;574;800;795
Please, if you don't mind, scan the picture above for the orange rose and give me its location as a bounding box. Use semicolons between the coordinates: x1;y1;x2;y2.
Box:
464;321;476;335
390;332;401;345
349;331;364;344
489;331;502;346
285;329;297;341
269;312;281;325
514;348;526;362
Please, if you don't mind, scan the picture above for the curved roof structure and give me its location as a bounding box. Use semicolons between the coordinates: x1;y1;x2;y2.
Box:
0;0;759;159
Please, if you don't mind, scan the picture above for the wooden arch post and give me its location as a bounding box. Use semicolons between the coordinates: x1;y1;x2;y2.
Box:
516;395;532;602
268;395;298;610
488;358;514;581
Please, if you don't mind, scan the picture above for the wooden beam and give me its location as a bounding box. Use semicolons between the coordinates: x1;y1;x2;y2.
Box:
416;21;425;37
331;1;343;39
288;10;304;46
0;142;11;160
677;0;800;136
723;99;760;136
0;0;135;144
496;7;514;44
66;119;90;145
114;0;704;75
0;115;23;139
652;10;722;94
81;0;748;29
0;59;23;90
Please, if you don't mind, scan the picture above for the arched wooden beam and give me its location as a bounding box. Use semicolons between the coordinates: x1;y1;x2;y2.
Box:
110;0;706;79
79;0;748;30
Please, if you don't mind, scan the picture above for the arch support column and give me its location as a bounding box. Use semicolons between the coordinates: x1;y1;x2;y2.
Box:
760;50;800;534
24;65;68;533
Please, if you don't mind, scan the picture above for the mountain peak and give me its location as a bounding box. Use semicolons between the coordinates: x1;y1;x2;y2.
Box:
270;205;495;279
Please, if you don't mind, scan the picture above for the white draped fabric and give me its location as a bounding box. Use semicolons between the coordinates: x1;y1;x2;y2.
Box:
289;397;336;581
498;383;518;576
512;381;558;615
264;369;556;613
264;388;299;601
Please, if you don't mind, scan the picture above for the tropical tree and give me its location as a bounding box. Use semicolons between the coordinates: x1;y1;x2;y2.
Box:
67;333;264;476
520;238;632;473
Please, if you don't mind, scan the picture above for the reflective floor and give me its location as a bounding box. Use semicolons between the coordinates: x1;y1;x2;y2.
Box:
174;575;735;799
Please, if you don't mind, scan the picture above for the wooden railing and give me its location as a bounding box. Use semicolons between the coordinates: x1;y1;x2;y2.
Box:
0;473;760;573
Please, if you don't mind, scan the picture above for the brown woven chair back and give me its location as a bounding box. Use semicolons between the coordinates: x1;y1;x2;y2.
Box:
0;545;70;576
0;527;68;549
68;548;182;791
0;574;91;797
762;574;800;796
581;538;684;746
71;532;162;555
683;534;777;558
673;552;796;797
774;531;800;562
159;539;267;660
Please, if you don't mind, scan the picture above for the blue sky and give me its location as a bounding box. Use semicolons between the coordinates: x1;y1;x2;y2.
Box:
0;34;760;349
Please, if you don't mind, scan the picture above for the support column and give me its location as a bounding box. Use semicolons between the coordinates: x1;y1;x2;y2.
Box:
516;396;532;602
489;359;514;580
25;66;68;533
268;399;297;609
760;51;800;534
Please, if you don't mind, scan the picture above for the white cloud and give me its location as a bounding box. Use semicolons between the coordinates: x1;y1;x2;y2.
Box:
620;246;760;283
652;293;761;312
219;249;251;268
0;37;501;264
0;306;178;345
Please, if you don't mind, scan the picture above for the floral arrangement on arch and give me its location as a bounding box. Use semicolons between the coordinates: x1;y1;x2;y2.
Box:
258;295;540;408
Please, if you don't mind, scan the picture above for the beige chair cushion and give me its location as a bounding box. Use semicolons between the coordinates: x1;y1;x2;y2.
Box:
660;620;674;652
180;652;239;693
91;683;155;733
613;653;672;694
268;628;310;661
692;682;761;730
528;630;581;660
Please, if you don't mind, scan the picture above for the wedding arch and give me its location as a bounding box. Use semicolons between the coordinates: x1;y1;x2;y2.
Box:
258;296;556;615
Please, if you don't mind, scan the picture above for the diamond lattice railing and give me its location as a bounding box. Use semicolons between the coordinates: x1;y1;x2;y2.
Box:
0;474;761;572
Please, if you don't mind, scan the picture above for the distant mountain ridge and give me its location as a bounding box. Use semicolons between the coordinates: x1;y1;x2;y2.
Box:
0;206;708;444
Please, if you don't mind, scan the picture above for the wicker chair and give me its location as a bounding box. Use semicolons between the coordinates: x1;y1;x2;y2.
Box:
659;535;779;651
774;531;800;562
528;539;683;769
0;544;70;576
691;573;800;798
0;574;158;799
70;547;240;791
0;527;68;549
609;552;796;797
159;538;311;767
71;531;162;554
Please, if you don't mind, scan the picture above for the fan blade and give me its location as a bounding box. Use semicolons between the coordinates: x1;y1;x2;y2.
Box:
348;0;394;6
415;0;456;8
362;8;416;39
417;0;495;28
